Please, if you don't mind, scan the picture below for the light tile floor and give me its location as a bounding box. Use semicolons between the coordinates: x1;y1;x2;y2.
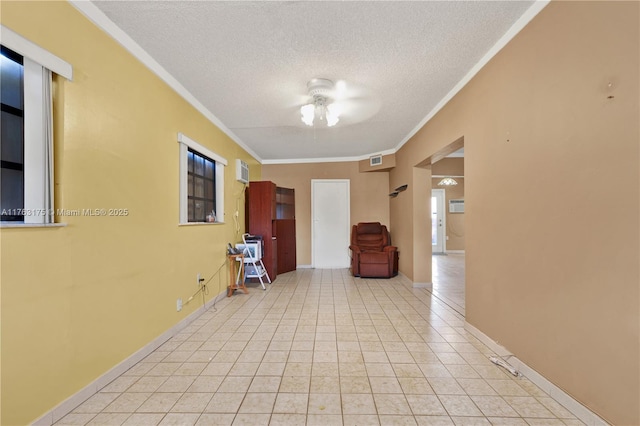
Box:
431;254;465;316
56;268;583;426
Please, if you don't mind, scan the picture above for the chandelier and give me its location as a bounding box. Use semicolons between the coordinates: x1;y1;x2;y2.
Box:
300;78;340;127
437;177;458;186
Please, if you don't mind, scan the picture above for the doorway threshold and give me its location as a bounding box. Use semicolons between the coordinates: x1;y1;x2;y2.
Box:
428;289;465;317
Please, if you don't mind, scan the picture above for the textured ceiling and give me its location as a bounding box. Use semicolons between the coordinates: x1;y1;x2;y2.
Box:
89;1;536;162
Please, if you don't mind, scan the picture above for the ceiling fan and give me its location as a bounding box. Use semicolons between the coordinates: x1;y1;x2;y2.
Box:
297;78;379;128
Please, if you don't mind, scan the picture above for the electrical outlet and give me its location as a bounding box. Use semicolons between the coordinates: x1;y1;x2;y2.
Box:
176;298;183;312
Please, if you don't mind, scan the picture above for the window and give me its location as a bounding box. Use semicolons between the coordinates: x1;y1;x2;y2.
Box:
1;47;24;221
0;25;72;225
188;149;216;222
178;133;226;224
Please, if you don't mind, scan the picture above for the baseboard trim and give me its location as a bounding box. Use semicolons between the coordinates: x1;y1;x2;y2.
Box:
412;281;433;290
445;250;465;254
32;289;230;426
394;272;432;290
464;322;609;426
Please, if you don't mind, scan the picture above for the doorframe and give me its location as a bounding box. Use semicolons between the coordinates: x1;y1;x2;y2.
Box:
311;179;351;268
429;188;447;255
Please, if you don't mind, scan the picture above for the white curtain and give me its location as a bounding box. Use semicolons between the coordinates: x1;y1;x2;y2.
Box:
43;67;53;224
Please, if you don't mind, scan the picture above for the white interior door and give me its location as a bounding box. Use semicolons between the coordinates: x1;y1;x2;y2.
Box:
432;189;446;254
312;179;350;268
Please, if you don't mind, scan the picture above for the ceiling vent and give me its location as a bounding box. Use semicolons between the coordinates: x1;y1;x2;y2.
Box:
370;155;383;167
236;159;249;184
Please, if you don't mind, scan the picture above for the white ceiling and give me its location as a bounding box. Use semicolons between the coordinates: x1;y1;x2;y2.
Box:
83;1;540;163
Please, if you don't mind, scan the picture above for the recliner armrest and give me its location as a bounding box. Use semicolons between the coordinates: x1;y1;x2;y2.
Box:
349;245;362;253
382;246;397;252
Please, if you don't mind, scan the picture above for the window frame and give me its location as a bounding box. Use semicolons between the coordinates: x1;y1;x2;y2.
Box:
177;132;226;225
0;26;72;227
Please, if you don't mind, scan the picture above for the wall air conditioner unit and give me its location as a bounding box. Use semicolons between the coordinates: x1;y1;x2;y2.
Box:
236;159;249;184
449;199;465;213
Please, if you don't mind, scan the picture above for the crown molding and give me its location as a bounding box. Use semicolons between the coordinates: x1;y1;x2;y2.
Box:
262;148;396;165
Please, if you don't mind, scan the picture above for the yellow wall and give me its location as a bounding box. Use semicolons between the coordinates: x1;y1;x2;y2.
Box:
0;2;259;424
390;2;639;424
262;162;390;266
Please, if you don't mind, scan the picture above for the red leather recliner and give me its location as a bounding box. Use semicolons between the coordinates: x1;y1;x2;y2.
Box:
349;222;399;278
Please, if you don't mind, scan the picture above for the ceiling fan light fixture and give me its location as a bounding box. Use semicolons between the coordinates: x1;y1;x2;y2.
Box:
300;78;341;127
326;103;340;126
301;104;315;126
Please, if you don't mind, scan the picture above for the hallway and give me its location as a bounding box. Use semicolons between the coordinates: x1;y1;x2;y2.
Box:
431;254;465;316
55;268;581;425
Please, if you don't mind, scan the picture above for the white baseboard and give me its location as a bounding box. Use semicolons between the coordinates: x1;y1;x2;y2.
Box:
446;250;465;254
464;322;609;426
296;264;313;269
394;272;432;290
32;289;230;426
412;282;432;289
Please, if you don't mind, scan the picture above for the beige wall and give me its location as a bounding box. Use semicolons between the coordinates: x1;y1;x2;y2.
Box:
391;2;639;424
431;157;464;177
262;162;390;266
358;153;396;172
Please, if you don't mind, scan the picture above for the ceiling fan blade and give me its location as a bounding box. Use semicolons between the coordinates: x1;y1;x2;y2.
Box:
282;93;311;109
335;97;382;123
333;80;374;101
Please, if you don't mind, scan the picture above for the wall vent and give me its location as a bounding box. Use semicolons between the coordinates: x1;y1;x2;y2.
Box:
236;159;249;184
449;199;465;213
370;155;383;166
